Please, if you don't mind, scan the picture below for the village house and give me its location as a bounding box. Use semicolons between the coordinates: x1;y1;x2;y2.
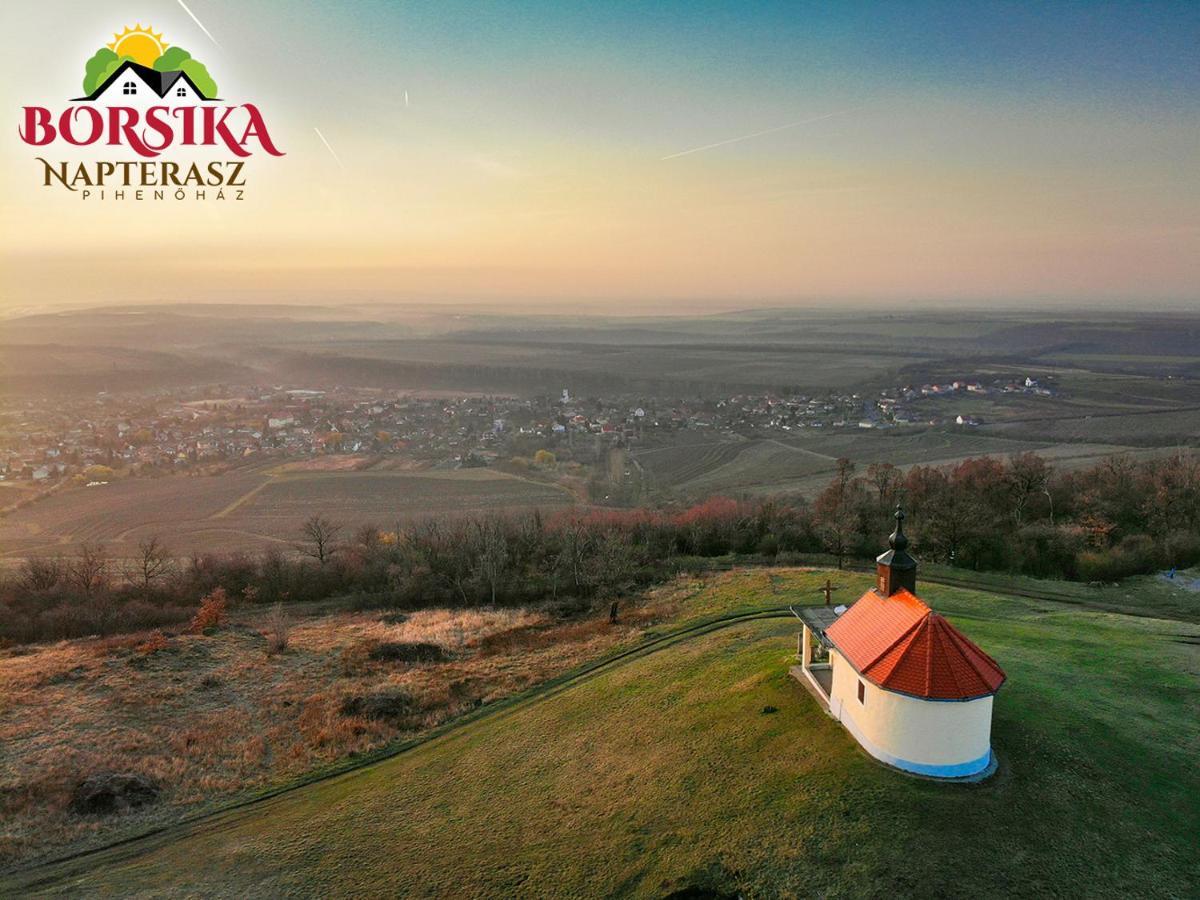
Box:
793;508;1005;779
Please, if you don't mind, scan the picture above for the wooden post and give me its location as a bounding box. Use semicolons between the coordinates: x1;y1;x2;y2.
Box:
823;579;833;605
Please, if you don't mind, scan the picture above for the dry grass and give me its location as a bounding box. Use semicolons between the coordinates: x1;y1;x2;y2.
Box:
264;603;289;655
0;596;678;867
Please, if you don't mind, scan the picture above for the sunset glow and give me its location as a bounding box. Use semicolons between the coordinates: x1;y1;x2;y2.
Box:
2;1;1197;313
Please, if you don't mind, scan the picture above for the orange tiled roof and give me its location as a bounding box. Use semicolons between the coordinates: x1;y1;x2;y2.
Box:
825;588;1006;700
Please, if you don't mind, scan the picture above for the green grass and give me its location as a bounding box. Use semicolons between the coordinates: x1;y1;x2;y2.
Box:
921;563;1200;623
9;568;1198;897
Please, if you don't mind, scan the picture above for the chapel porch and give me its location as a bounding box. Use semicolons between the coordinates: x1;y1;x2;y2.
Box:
788;605;842;716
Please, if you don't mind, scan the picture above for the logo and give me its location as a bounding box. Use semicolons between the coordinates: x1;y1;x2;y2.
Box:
19;24;285;201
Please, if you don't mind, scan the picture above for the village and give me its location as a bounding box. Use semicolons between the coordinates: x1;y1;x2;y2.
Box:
0;375;1056;488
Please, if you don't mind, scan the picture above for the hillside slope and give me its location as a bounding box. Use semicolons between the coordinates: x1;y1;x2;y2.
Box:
8;573;1199;897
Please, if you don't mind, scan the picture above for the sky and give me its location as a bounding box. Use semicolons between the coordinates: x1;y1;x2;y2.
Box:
1;0;1197;314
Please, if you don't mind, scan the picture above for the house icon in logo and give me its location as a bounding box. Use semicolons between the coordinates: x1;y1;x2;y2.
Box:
75;61;218;103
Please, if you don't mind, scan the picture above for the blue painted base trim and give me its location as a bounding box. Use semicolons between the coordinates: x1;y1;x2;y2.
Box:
838;709;993;779
885;749;993;778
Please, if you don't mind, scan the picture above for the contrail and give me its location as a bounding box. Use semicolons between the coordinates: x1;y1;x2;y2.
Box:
661;110;850;160
314;127;345;170
175;0;220;48
404;90;410;108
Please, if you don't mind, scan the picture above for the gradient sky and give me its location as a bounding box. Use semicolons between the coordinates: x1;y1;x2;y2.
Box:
1;1;1197;313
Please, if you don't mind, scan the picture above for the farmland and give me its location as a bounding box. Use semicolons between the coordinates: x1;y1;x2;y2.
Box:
633;430;1148;499
983;406;1200;446
0;467;571;559
0;421;1175;561
7;568;1197;896
220;470;572;544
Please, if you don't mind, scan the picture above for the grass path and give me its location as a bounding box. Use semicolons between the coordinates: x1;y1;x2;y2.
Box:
209;477;274;520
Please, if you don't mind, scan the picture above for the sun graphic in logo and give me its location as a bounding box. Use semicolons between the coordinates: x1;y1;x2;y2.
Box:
107;24;169;68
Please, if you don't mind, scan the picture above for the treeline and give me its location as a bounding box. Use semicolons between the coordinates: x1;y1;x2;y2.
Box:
0;501;815;645
2;451;1197;646
810;451;1200;581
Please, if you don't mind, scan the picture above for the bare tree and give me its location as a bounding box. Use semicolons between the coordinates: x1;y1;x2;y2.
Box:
924;489;982;567
126;536;175;589
590;530;635;595
1006;453;1049;525
354;524;382;552
408;518;472;605
18;556;64;594
473;517;510;606
866;462;901;514
814;458;866;568
559;515;595;593
68;544;111;601
542;550;564;600
299;515;342;565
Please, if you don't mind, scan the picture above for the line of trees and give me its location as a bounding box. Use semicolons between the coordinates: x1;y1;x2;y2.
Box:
2;451;1197;646
811;451;1200;580
0;500;814;645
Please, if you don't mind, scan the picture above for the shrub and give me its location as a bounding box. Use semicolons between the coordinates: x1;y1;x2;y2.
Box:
1013;524;1082;579
1163;530;1200;569
190;587;229;634
118;600;192;633
135;631;170;654
1076;535;1158;583
340;689;416;722
368;641;450;664
1079;551;1108;583
70;773;160;816
264;602;289;654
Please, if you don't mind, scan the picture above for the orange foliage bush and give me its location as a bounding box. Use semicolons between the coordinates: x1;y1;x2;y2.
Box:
135;631;170;654
189;588;228;633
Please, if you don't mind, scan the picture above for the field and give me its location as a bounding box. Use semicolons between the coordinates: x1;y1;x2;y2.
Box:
6;568;1197;896
983;406;1200;446
634;430;1147;499
0;467;572;559
0;481;40;511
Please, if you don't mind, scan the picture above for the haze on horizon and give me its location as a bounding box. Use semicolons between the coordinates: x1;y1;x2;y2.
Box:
1;0;1197;315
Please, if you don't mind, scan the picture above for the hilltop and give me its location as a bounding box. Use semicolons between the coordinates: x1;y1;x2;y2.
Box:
5;569;1198;897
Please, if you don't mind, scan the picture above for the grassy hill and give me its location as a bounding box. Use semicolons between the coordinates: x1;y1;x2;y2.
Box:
7;570;1199;897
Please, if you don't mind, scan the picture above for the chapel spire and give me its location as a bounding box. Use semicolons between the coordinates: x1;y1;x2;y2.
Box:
876;504;917;596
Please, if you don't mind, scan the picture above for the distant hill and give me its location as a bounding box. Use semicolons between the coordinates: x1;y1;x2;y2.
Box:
0;344;250;396
4;304;1200;396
